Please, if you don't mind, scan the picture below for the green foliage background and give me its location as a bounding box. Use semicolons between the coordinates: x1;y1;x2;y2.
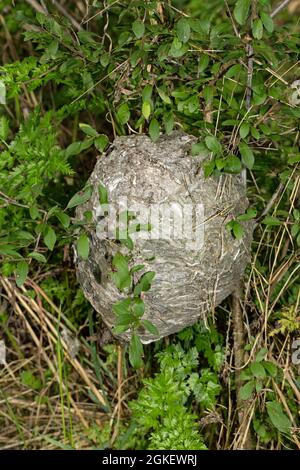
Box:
0;0;299;450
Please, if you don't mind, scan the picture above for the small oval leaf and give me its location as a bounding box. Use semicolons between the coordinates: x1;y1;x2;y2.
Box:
16;261;29;287
44;227;56;251
77;233;90;260
132;20;145;39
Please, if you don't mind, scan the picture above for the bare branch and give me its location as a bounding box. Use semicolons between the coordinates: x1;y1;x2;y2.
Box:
271;0;291;18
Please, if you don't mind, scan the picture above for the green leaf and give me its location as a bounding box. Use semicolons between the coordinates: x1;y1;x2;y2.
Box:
293;209;300;221
250;361;266;379
111;252;131;291
29;206;40;220
203;86;214;104
112;298;132;317
66;186;92;210
16;261;29;287
191;142;208;157
252;84;267;105
35;224;46;235
98;184;108;205
288;154;300;164
117;103;130;125
239;379;255;400
134;271;155;296
189;18;210;35
79;123;98;137
141;319;159;335
45;39;59;59
142;85;153;102
130;264;145;273
132;20;145;39
142;100;151;120
225;64;243;78
94;134;109;153
113;324;131;334
224;155;242;174
198;55;210;73
121;236;134;250
215;158;226;170
252;18;263;40
232;221;244;240
264;361;277;377
77;233;90;260
255;347;268;362
262;216;281;226
0;81;6;105
239;142;254;169
115;311;133;326
233;0;251;25
129;333;143;369
203;160;215;178
251;127;260;139
149;118;160;142
0;116;9;140
56;211;70;229
163;112;174;134
239;122;250;139
157;88;171;105
44;227;56;251
291;223;299;238
237;207;257;221
65;139;94;158
0;246;22;258
47;206;59;219
100;53;110;68
260;12;274;33
83;210;93;223
28;252;47;263
175;18;191;43
13;231;35;242
118;31;131;46
205;135;222;154
266;402;291;433
21;370;42;391
169;38;188;58
240;369;252;381
132;297;145;317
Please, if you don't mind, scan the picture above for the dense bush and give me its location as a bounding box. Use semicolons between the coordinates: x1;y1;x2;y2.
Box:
0;0;299;450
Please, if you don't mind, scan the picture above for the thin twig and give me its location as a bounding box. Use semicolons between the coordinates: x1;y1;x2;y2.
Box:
271;0;291;18
110;345;123;445
231;287;253;449
254;182;285;227
230;0;259;449
83;0;121;24
25;0;47;14
71;60;128;104
52;0;82;30
224;0;241;38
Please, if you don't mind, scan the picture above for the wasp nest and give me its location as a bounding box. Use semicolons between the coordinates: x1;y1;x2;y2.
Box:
75;132;253;343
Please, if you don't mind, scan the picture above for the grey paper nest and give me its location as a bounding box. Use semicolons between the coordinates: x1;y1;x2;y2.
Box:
75;132;253;343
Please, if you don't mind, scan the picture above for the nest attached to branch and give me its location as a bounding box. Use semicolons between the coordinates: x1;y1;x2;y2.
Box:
75;132;253;343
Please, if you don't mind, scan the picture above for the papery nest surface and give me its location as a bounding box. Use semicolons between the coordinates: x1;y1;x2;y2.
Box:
75;132;253;343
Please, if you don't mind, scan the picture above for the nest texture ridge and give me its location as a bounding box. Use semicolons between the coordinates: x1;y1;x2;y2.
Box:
75;132;253;343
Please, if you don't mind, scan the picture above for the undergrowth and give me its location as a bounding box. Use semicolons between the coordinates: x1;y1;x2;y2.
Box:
0;0;299;450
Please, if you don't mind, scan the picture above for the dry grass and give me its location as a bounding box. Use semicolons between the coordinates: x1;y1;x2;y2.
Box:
227;171;300;450
0;276;135;449
0;0;299;451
